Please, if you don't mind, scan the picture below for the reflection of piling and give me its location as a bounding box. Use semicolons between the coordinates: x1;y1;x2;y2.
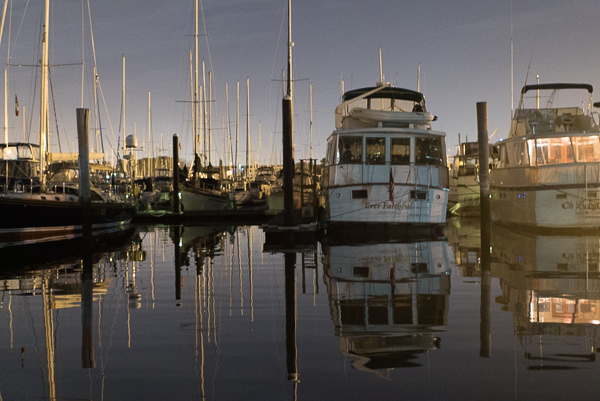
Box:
175;226;182;302
173;134;180;214
81;248;95;368
285;252;298;382
477;101;491;357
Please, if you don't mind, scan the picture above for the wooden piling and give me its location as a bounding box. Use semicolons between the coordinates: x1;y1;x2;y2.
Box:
173;134;180;214
477;101;491;358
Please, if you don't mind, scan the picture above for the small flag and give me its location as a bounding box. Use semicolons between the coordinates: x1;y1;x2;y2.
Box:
15;95;19;116
179;142;182;150
389;167;394;203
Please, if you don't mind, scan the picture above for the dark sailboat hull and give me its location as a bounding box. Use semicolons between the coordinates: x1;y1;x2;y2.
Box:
0;196;135;245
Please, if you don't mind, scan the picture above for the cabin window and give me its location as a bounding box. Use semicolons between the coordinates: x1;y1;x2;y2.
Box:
534;137;574;165
572;136;600;162
507;141;529;166
458;157;478;176
391;138;410;165
415;137;443;166
338;136;362;164
496;144;507;168
365;137;385;164
326;141;334;165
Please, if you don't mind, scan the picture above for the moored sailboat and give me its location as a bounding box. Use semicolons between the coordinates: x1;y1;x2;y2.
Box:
0;0;134;246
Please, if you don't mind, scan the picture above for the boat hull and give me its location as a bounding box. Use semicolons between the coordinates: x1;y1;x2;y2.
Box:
491;184;600;231
0;196;135;245
448;177;480;217
490;163;600;230
324;183;448;226
180;183;228;211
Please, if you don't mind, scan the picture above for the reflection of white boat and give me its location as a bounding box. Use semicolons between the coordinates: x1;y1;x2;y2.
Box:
322;240;454;373
445;217;481;277
322;83;449;233
492;225;600;367
491;83;600;230
448;142;498;216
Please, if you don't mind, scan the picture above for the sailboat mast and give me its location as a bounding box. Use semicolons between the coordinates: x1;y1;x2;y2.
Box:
3;68;6;193
309;82;313;159
194;0;200;175
208;70;212;165
40;0;50;192
236;80;239;179
122;55;126;157
148;91;152;176
202;60;207;164
246;77;249;180
287;0;293;100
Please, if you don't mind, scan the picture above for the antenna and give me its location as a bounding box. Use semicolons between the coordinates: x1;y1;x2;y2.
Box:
510;0;514;114
378;48;383;82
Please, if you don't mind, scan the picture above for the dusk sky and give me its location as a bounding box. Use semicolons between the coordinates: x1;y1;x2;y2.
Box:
3;0;600;166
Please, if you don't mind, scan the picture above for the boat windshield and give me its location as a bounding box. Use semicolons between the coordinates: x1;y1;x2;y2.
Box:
1;144;39;160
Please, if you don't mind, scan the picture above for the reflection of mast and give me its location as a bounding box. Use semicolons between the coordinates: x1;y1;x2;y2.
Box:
238;231;243;315
248;226;254;321
43;278;56;400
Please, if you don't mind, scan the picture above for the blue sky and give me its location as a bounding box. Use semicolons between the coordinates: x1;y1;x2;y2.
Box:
3;0;600;165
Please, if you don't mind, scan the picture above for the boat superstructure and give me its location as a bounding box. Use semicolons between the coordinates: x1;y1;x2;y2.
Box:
490;83;600;230
322;83;449;234
448;141;499;216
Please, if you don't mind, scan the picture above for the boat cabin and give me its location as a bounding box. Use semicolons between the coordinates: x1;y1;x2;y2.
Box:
450;143;499;179
326;133;445;167
0;142;40;191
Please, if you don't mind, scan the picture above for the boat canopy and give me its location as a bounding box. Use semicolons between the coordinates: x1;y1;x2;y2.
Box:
343;86;425;103
521;83;593;94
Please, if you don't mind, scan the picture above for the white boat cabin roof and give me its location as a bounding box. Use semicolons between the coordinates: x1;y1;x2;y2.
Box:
335;83;437;130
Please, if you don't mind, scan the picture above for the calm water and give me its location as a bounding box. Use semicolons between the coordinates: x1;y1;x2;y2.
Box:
1;219;600;400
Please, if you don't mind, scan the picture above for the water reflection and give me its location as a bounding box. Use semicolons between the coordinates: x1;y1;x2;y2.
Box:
492;225;600;369
321;239;454;375
446;217;482;277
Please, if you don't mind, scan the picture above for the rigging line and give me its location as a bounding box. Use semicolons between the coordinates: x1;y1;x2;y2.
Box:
268;3;287;145
97;81;116;147
48;74;62;153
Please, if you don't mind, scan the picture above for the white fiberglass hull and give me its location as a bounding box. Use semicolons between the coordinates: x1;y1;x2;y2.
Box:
490;164;600;230
448;176;481;216
326;183;448;225
491;185;600;229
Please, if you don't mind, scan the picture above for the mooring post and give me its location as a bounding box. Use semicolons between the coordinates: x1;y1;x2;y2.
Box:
76;108;91;206
477;101;491;358
173;134;180;214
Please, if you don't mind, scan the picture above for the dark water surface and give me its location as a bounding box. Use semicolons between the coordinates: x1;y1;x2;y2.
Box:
1;219;600;400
